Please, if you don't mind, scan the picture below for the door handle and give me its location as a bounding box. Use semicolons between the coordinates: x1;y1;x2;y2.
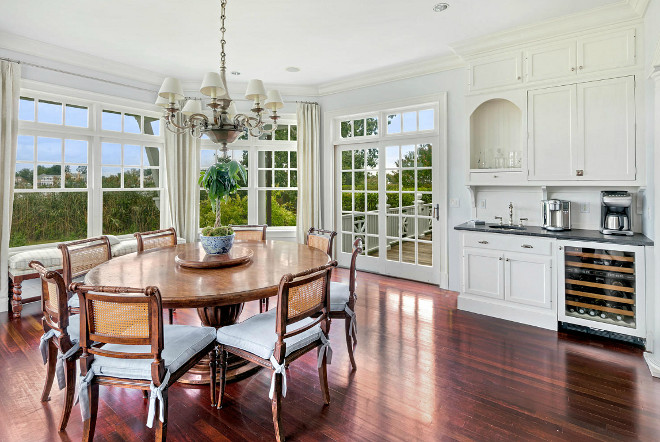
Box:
521;244;533;249
433;203;440;221
478;240;489;244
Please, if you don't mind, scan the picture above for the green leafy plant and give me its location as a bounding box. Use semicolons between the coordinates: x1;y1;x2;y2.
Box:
201;225;234;237
198;157;246;227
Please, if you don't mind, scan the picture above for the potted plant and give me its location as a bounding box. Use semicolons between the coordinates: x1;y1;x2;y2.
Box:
198;157;246;254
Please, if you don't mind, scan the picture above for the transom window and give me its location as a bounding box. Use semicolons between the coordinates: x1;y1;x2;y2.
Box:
19;96;89;127
340;116;378;139
102;109;160;136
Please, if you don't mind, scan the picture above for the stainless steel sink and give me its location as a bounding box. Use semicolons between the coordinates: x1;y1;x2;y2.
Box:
487;224;527;230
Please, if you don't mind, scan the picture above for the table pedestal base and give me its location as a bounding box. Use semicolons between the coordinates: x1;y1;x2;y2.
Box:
179;303;262;385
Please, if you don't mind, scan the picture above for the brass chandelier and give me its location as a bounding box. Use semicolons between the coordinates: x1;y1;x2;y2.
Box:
156;0;283;151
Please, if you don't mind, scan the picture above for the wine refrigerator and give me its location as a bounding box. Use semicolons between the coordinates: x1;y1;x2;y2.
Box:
558;240;646;339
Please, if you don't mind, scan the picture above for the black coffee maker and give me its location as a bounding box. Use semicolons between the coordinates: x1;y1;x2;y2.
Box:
600;191;633;236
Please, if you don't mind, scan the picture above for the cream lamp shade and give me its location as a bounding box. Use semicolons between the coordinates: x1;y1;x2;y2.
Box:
155;95;170;107
158;77;184;102
245;79;267;102
182;99;203;116
200;72;226;98
226;101;238;118
264;90;284;111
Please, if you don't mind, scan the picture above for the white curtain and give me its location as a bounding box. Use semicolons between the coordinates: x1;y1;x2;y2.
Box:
164;113;200;243
0;61;20;312
296;102;321;243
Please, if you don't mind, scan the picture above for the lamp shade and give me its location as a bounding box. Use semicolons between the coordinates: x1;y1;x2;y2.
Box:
245;79;267;102
200;72;226;98
155;95;170;107
226;101;238;118
158;77;184;102
182;99;203;116
265;89;284;111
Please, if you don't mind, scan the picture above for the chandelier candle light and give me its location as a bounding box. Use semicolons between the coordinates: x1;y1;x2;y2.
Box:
157;0;284;154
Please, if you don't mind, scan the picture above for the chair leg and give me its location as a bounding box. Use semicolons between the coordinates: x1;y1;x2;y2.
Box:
142;390;149;399
260;297;269;313
41;340;57;402
271;371;285;442
58;358;76;431
168;309;174;324
318;346;331;405
155;389;168;442
82;383;99;442
345;316;357;371
217;347;227;409
209;348;218;407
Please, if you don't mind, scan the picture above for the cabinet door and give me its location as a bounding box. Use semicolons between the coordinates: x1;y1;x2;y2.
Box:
525;42;576;83
527;85;579;180
469;53;522;93
577;29;636;74
463;248;504;299
505;253;552;309
577;76;636;181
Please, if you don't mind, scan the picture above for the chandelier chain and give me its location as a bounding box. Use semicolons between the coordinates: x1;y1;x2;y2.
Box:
220;0;227;70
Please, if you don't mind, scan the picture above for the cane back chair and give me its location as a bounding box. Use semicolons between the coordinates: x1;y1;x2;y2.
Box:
306;227;337;257
58;236;112;313
230;225;270;312
216;261;338;442
134;227;178;324
71;283;217;442
327;237;362;370
30;260;82;432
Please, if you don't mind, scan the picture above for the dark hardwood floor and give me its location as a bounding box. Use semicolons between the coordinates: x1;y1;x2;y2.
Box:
2;270;660;441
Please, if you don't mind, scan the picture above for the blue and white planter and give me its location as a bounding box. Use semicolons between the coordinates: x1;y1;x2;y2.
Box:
200;233;235;255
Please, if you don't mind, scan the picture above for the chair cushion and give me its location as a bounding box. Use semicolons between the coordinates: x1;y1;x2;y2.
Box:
104;235;121;246
51;314;81;342
111;239;138;257
216;310;322;360
90;325;216;380
9;247;62;270
329;282;351;312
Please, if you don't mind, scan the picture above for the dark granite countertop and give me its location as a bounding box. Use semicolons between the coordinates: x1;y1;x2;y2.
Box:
454;222;654;247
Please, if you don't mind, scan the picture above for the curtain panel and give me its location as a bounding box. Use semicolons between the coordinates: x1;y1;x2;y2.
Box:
0;61;20;312
164;113;200;243
295;102;321;243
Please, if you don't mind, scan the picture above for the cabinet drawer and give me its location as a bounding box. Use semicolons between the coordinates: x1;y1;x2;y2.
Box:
463;232;552;255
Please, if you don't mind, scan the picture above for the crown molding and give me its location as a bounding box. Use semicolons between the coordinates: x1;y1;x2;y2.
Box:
317;55;464;96
0;31;164;87
451;1;641;58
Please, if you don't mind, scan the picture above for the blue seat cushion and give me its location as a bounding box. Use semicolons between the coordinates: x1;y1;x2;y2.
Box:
90;325;216;380
52;314;80;342
67;276;85;309
216;310;322;360
329;282;351;312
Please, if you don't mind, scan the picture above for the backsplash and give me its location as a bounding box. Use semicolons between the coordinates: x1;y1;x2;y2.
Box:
472;186;644;232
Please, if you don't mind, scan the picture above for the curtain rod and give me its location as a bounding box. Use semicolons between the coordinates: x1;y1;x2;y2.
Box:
296;100;319;105
0;56;157;93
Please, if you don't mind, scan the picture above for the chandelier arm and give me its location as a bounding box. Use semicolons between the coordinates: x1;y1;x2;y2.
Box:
165;121;188;135
166;113;192;130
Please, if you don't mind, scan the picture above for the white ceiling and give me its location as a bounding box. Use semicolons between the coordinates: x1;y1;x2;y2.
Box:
0;0;623;87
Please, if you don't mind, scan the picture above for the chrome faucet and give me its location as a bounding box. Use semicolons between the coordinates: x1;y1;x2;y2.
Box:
508;202;514;226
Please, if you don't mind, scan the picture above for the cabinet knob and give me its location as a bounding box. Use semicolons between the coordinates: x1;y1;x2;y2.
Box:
517;76;521;80
579;65;583;70
505;258;510;262
478;240;489;244
576;169;584;176
521;244;533;249
559;246;563;250
493;174;498;178
571;67;575;71
499;257;503;261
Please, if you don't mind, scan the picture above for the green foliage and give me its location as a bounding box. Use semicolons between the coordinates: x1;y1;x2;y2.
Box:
267;190;297;226
198;158;247;214
103;191;160;235
201;225;234;237
200;190;248;227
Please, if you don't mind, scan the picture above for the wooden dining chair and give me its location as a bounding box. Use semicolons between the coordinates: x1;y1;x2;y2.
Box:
230;224;267;241
58;236;112;314
306;227;337;257
134;227;178;324
71;282;217;442
327;237;362;370
216;261;338;442
29;260;81;432
230;224;271;312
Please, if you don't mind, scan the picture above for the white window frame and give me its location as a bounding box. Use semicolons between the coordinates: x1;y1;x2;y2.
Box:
199;115;298;238
11;80;165;252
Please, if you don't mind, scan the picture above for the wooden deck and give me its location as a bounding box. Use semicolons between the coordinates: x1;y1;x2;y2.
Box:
386;233;432;266
2;270;660;441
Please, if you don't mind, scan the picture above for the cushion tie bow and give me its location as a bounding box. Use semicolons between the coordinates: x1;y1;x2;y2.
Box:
318;333;333;368
147;371;171;428
269;356;287;400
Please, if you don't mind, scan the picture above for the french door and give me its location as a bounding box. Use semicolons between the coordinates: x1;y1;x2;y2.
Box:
335;137;441;283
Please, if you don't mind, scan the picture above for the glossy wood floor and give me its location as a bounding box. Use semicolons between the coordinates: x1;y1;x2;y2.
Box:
3;270;660;441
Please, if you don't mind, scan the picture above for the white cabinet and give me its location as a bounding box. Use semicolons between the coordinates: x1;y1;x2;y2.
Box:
525;42;576;83
528;76;636;182
505;252;552;309
459;232;556;330
468;53;523;93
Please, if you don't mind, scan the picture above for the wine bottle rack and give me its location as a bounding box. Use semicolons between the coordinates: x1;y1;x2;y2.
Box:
562;245;637;329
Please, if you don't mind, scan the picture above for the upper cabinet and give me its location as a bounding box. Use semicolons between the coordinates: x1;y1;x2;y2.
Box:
525;42;576;83
468;53;523;93
576;28;636;75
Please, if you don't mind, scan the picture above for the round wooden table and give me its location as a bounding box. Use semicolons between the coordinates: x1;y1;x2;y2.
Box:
84;240;331;383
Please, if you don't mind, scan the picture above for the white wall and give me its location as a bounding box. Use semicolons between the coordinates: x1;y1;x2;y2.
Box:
319;69;469;291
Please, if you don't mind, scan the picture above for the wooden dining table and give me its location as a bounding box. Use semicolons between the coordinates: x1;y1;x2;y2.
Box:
84;239;331;383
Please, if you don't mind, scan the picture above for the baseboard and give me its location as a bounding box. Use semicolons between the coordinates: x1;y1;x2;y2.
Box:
457;294;558;331
644;352;660;377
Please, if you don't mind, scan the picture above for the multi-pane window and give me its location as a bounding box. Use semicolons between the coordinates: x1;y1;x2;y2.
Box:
340;116;378;139
198;119;298;229
386;109;434;134
11;91;163;248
